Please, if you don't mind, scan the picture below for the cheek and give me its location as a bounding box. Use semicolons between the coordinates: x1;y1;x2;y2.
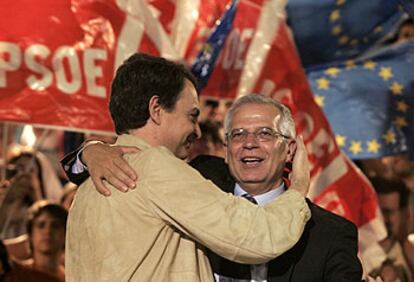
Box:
226;146;240;164
31;230;42;243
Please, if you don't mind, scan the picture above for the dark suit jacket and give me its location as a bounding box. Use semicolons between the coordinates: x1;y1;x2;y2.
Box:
62;153;363;282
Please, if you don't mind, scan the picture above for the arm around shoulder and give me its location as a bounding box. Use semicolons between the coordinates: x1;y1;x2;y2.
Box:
139;147;311;264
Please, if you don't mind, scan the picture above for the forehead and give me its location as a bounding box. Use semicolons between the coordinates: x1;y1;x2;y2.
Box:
231;103;281;127
34;211;60;222
401;24;414;31
176;79;199;109
378;192;400;208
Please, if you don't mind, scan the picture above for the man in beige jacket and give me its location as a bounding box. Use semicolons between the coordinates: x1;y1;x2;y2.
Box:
65;53;311;281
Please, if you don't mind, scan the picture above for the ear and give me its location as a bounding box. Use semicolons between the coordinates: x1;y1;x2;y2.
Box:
286;139;297;163
148;95;162;125
224;142;229;164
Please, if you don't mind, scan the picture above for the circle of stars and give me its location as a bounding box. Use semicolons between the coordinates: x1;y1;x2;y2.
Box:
314;57;410;157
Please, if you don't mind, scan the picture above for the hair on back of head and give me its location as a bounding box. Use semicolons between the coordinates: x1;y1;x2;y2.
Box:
109;53;198;134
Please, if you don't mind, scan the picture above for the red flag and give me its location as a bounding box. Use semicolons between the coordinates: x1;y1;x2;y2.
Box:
0;0;225;132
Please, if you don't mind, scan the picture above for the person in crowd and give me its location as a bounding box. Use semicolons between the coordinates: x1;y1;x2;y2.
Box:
382;154;414;238
20;201;67;281
371;258;409;282
1;225;61;282
359;154;414;239
187;120;224;161
370;177;414;282
64;53;311;281
7;149;63;202
0;149;64;239
63;93;362;281
200;99;222;122
0;162;42;240
397;18;414;42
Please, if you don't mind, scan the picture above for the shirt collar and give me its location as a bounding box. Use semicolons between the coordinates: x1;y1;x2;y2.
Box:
115;134;151;149
234;182;285;206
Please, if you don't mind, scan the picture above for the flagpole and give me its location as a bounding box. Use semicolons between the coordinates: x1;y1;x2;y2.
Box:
1;123;9;181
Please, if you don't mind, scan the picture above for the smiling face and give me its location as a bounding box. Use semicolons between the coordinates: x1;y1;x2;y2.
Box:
31;212;65;256
225;103;295;195
160;79;201;159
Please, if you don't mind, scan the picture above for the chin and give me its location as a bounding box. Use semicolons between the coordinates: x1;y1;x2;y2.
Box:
176;151;189;160
239;177;265;184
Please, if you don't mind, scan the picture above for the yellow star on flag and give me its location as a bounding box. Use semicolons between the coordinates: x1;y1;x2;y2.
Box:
325;67;341;77
367;139;381;153
336;0;346;5
374;26;383;34
382;130;396;144
336;135;346;147
202;43;212;53
339;35;349;45
314;95;325;107
330;10;340;22
349;140;362;155
345;60;356;69
396;101;409;112
394;116;408;128
363;60;376;70
317;77;330;90
350;39;359;46
390;82;403;95
379;67;393;81
331;25;342;35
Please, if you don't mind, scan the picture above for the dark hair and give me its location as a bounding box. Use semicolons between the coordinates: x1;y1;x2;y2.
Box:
370;177;410;209
0;240;11;277
109;53;198;134
199;121;223;145
400;18;414;28
26;201;68;236
205;99;219;109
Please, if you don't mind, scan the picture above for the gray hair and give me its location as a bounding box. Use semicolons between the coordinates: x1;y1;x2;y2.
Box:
224;94;296;138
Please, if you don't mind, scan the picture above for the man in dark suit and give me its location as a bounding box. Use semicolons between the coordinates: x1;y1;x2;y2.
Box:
62;94;362;281
191;155;361;281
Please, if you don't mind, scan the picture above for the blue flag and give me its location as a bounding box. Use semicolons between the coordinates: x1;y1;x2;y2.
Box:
308;41;414;159
287;0;405;67
191;0;238;91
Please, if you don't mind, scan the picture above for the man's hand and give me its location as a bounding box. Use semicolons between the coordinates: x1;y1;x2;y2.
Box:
82;143;139;196
289;135;310;197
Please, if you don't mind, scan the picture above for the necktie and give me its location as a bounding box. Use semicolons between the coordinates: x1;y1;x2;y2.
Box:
242;193;258;205
242;193;268;281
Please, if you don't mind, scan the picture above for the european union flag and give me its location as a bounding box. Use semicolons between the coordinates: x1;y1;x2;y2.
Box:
308;41;414;159
191;0;238;91
287;0;405;66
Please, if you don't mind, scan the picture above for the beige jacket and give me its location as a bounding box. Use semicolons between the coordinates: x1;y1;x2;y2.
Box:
66;134;310;281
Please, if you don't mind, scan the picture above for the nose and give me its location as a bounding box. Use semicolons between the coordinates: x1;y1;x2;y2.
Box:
195;123;202;139
42;224;53;235
242;132;259;148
